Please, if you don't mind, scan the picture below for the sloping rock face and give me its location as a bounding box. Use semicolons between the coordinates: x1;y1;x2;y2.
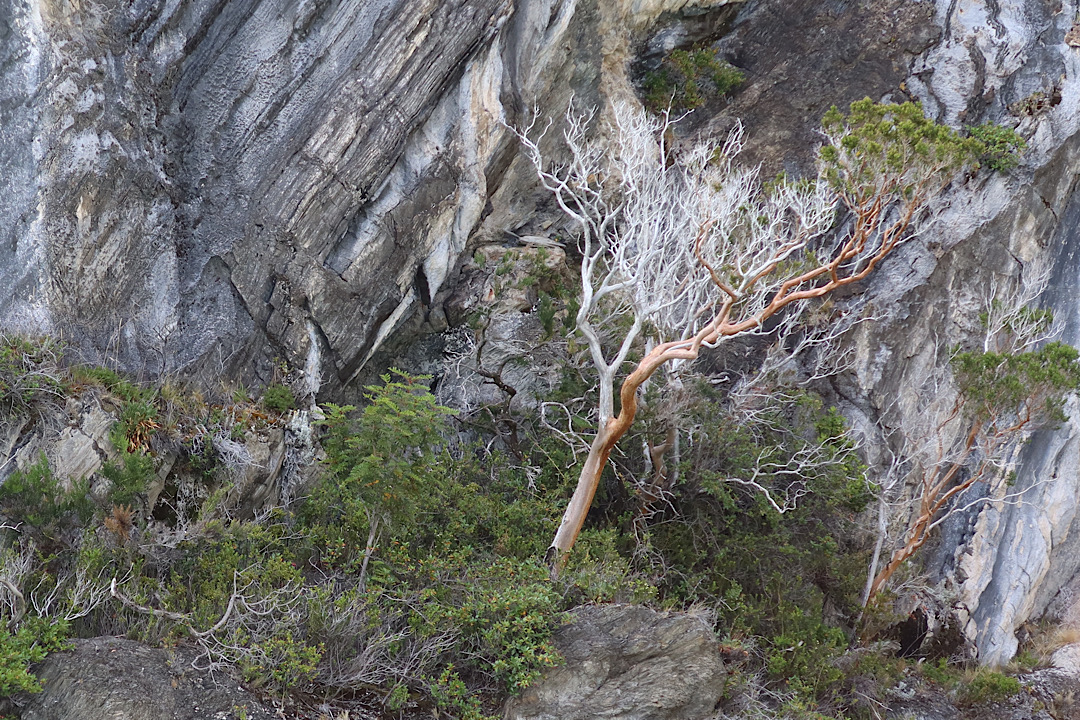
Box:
0;0;513;391
506;604;726;720
8;637;279;720
0;0;739;396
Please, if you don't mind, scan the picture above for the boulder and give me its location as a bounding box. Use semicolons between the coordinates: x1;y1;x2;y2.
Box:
506;604;725;720
9;637;278;720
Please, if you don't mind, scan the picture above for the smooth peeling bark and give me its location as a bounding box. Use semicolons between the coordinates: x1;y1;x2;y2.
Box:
547;211;919;574
549;343;695;574
538;102;977;572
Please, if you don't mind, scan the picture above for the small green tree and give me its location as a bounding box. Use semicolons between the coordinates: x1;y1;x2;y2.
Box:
866;286;1080;600
302;371;454;583
0;456;92;542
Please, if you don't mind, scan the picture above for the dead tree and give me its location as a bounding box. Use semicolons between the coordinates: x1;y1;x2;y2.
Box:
517;98;980;573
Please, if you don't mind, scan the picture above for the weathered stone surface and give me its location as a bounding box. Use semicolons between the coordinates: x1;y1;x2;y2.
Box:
505;604;725;720
9;637;279;720
775;0;1080;667
0;0;742;399
898;0;1080;667
5;395;115;485
0;388;303;522
707;0;937;175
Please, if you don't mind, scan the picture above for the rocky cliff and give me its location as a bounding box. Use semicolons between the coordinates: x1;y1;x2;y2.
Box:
8;0;1080;674
0;0;744;395
837;0;1080;666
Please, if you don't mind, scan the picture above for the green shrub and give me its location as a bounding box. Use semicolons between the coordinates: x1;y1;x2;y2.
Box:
99;411;157;508
404;557;561;694
109;400;159;455
262;384;295;413
560;529;656;604
643;48;743;112
428;666;497;720
0;616;70;696
820;99;982;195
920;657;963;688
101;449;154;508
641;388;871;702
968;122;1026;171
301;372;455;569
0;456;92;541
538;292;557;339
765;614;848;692
960;669;1021;705
239;632;322;692
1011;649;1042;671
954;341;1080;423
293;372;569;708
71;365;151;404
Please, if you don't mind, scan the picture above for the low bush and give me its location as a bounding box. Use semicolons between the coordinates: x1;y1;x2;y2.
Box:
959;668;1021;705
261;384;295;413
0;456;92;543
0;335;64;417
71;365;151;404
643;48;743;112
0;616;70;696
968;122;1026;172
639;389;872;706
0;349;893;717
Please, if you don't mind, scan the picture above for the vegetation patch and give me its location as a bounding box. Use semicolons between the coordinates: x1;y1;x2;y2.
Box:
643;48;743;112
959;668;1022;706
0;335;65;417
967;122;1026;172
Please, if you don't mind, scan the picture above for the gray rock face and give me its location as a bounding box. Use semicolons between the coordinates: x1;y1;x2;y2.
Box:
0;0;740;396
10;637;279;720
0;0;514;390
505;604;726;720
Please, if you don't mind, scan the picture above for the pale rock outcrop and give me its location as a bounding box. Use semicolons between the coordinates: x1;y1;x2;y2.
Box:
0;0;740;398
505;604;726;720
845;0;1080;666
5;396;115;485
0;388;301;521
8;637;279;720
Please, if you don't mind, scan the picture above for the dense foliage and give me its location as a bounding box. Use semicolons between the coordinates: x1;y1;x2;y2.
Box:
967;122;1026;172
